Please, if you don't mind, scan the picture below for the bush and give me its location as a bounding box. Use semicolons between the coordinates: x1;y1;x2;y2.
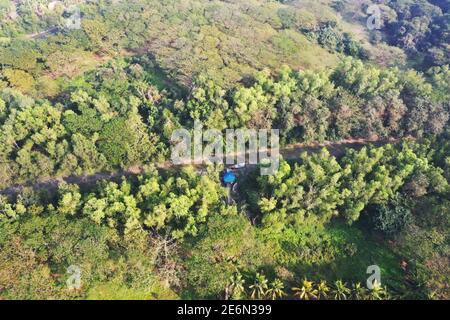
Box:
372;195;412;236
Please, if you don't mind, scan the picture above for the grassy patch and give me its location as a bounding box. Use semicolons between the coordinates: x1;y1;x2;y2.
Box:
87;281;178;300
268;221;403;287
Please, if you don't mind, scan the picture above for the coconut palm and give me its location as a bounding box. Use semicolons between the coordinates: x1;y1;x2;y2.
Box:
228;273;246;300
292;279;318;300
266;278;285;300
351;282;367;300
333;280;351;300
249;273;269;300
367;280;389;300
317;280;330;299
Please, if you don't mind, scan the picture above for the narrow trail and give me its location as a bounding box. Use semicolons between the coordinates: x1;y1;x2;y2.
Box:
0;138;397;197
25;26;60;40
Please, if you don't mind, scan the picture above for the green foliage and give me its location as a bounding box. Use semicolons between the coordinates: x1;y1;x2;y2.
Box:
0;0;342;92
86;281;177;300
184;214;268;299
0;99;68;184
0;237;61;299
257;149;345;228
371;194;413;236
0;190;180;300
373;0;450;67
54;166;231;239
1;0;450;301
1;69;35;94
1;138;449;300
397;195;450;299
340;142;448;223
97;117;132;166
304;23;367;59
254;142;447;227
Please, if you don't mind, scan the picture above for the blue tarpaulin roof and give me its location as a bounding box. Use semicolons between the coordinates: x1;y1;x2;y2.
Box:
223;171;237;184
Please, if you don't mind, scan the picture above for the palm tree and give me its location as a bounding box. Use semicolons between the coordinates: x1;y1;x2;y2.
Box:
249;273;269;300
317;280;330;300
292;279;318;300
351;282;367;300
228;273;246;300
333;280;351;300
266;278;285;300
367;280;389;300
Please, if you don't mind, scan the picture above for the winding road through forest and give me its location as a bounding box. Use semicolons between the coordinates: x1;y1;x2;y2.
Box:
0;138;397;197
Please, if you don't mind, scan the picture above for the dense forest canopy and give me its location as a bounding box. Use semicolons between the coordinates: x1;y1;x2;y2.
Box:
0;0;449;300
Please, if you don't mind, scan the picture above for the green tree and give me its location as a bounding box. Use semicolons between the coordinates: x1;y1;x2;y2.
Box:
332;280;351;300
249;273;269;300
317;280;330;299
266;278;285;300
227;273;246;300
184;214;267;299
292;279;318;300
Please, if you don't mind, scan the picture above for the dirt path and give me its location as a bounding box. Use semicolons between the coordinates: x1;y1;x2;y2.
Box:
25;26;61;40
0;138;396;197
